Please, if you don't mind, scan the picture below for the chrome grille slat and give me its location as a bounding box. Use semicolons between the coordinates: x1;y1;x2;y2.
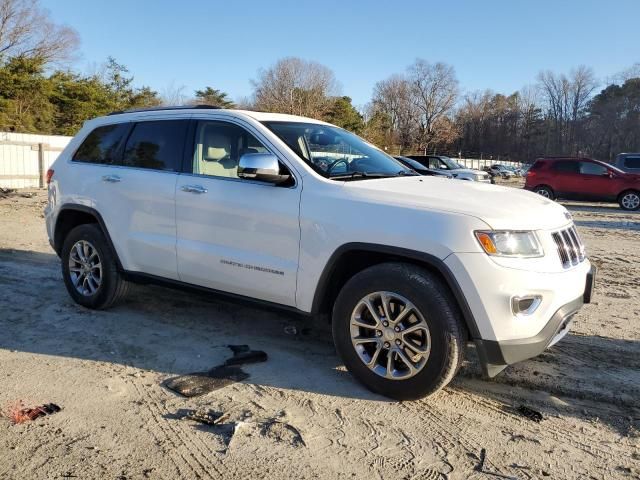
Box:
552;224;586;269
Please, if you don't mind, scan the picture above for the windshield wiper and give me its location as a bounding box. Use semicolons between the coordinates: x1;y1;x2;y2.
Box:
397;170;419;176
329;171;400;181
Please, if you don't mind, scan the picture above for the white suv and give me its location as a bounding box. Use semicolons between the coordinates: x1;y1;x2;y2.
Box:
45;106;595;400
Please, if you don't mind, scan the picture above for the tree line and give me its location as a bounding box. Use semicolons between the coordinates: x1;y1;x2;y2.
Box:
1;0;638;163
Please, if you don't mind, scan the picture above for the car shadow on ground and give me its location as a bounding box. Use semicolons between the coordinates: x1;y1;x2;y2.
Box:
574;219;640;230
1;248;638;431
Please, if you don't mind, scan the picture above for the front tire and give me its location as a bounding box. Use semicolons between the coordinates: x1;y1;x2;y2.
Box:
61;224;130;309
619;190;640;211
332;263;466;400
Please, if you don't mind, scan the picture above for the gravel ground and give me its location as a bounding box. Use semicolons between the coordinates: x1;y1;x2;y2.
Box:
0;188;638;480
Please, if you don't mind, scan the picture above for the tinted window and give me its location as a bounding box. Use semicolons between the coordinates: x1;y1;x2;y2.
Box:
552;161;579;173
121;120;187;171
73;123;129;164
580;162;608;175
192;121;271;179
624;157;640;169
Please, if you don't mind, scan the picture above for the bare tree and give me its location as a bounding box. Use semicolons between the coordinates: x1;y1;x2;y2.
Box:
371;74;418;153
251;57;339;118
537;66;596;154
160;81;187;106
408;59;459;152
0;0;79;63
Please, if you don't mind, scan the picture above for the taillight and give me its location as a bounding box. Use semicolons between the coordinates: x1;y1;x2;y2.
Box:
46;169;54;185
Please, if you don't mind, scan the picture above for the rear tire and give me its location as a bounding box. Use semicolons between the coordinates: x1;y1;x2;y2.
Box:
332;263;466;400
61;224;130;309
619;190;640;211
533;185;554;200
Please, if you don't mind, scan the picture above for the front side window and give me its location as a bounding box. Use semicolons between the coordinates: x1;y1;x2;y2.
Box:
192;121;271;179
73;123;129;164
121;120;187;171
580;162;608;176
264;121;412;179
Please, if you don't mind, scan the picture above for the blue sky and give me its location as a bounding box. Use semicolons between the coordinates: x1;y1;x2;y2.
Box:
42;0;639;107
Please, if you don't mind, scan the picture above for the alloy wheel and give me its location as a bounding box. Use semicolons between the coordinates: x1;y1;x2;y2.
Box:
68;240;102;296
350;291;431;380
621;192;640;210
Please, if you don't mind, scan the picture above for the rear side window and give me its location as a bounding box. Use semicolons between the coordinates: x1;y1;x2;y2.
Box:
552;160;579;173
580;162;608;175
529;160;543;171
624;156;640;169
121;120;187;171
73;123;129;164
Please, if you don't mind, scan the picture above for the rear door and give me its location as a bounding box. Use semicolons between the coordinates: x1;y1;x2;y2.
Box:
175;119;301;306
72;118;187;279
550;160;580;198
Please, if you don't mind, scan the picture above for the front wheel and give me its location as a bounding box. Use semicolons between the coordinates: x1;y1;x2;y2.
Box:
61;224;130;309
619;190;640;211
332;263;466;400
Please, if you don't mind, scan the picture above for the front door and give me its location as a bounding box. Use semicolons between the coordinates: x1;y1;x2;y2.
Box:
175;119;301;307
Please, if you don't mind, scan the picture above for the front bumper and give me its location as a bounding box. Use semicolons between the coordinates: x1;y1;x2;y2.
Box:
475;264;596;377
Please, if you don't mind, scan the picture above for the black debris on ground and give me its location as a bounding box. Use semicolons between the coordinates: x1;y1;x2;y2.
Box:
164;366;249;397
517;405;543;422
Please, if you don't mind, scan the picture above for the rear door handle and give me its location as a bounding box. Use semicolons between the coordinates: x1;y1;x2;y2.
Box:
102;175;121;183
181;184;208;194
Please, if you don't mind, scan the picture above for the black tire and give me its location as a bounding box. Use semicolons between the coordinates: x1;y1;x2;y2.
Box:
618;190;640;211
61;224;130;309
533;185;554;200
332;263;466;400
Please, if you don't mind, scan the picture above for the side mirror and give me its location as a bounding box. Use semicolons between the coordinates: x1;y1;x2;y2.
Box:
238;153;290;184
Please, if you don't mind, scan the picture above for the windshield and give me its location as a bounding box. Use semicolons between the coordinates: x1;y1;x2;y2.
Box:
439;156;461;170
264;121;412;179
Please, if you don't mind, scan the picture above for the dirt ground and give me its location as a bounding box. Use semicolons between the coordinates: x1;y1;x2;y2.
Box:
0;187;638;480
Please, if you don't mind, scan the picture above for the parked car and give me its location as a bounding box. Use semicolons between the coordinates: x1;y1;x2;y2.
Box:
489;164;515;178
407;155;492;183
394;156;453;178
45;106;595;400
613;153;640;174
525;157;640;210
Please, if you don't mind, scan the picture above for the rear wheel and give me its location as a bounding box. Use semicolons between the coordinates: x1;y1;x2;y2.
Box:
332;263;466;400
534;185;554;200
61;224;130;309
619;190;640;211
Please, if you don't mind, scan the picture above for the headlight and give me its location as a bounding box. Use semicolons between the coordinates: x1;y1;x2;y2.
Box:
475;230;543;257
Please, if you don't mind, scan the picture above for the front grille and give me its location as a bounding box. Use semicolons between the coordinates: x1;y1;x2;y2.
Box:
551;225;585;268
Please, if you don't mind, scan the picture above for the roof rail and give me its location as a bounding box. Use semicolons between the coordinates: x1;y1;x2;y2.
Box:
107;105;223;116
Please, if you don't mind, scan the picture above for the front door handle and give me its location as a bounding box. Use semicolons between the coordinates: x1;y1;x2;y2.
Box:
102;175;121;183
181;184;208;194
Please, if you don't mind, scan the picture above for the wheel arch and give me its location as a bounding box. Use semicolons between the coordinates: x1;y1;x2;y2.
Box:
54;205;123;270
310;243;481;340
617;188;640;201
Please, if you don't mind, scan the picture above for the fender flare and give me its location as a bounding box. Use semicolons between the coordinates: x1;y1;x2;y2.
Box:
310;242;481;340
55;204;124;270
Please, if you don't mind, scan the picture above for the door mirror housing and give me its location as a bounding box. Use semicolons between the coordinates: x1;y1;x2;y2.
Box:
238;153;291;185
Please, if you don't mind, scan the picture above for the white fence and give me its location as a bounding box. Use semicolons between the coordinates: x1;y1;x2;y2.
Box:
456;158;522;170
0;132;72;189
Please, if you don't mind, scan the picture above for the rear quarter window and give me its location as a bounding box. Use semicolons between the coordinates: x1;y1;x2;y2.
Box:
72;123;130;164
623;157;640;169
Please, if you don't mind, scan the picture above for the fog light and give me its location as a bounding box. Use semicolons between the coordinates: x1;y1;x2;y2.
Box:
511;295;542;316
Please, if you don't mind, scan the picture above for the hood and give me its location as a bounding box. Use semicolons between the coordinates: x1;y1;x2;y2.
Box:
344;176;571;230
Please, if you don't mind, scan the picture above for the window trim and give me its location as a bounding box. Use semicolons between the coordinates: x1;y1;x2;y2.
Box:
182;118;298;188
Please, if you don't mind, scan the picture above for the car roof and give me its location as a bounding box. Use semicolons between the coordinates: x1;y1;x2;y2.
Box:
101;106;331;126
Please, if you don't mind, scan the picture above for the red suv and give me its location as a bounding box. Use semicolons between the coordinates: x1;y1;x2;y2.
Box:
525;157;640;210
